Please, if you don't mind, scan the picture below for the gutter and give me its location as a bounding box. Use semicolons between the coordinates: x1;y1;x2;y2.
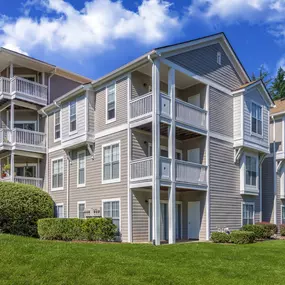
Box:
271;115;277;224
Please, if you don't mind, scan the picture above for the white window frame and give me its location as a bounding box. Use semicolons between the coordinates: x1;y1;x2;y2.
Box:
69;100;77;135
15;163;38;178
17;74;37;82
217;51;222;65
54;111;61;142
14;120;37;131
51;157;64;191
55;203;64;218
77;201;86;218
251;101;263;137
147;143;183;160
102;140;121;184
102;198;121;233
77;150;86;188
241;202;255;226
245;155;258;187
105;83;116;124
282;205;285;224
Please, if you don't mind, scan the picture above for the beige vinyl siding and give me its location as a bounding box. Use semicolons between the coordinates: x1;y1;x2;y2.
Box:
243;88;269;150
61;94;86;141
210;138;260;232
262;157;274;223
275;118;283;152
209;87;233;137
233;95;241;139
95;77;128;132
167;43;243;90
87;90;95;134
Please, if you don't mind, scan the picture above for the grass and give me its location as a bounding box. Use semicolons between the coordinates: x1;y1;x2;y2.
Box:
0;235;285;285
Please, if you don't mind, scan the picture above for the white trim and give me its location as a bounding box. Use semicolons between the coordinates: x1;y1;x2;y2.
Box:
14;120;37;130
105;83;116;124
217;51;222;65
69;99;77;135
53;110;61;143
241;202;255;226
77;201;86;218
250;101;263;138
209;131;233;143
102;198;121;234
95;123;127;139
17;74;37;82
77;150;86;188
55;203;64;218
51;156;64;191
14;162;38;177
101;140;121;184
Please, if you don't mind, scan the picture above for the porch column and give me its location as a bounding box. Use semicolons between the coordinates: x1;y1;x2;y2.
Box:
9;63;13;78
42;72;45;85
10;151;14;182
152;58;161;245
168;68;176;244
10;101;14;130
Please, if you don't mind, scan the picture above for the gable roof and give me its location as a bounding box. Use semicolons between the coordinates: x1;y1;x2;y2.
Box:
271;98;285;116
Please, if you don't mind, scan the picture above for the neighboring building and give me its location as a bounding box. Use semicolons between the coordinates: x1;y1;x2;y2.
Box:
38;32;274;244
0;47;91;194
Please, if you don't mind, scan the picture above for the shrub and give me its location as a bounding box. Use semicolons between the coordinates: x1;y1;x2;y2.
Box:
211;232;230;243
230;231;255;244
241;224;264;239
280;225;285;236
38;218;117;241
0;182;54;237
256;222;278;238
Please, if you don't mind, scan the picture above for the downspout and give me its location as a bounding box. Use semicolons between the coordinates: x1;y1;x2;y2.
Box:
272;115;277;224
66;152;71;218
41;109;48;193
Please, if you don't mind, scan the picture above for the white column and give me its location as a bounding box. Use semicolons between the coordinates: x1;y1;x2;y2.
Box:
10;101;14;130
9;63;13;78
152;58;161;245
10;151;14;182
42;72;45;85
168;68;176;244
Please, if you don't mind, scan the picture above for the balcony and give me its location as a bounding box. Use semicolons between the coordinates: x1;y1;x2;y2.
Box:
0;76;47;106
0;176;43;188
0;128;46;153
130;156;208;190
129;92;207;133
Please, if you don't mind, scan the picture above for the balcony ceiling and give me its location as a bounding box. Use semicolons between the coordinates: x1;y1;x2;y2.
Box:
138;62;200;89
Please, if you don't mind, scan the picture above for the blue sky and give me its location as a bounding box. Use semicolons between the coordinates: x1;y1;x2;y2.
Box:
0;0;285;81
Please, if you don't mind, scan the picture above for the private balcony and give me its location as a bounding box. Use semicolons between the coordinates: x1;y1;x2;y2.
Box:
0;176;43;188
0;128;46;153
130;156;208;190
0;76;48;106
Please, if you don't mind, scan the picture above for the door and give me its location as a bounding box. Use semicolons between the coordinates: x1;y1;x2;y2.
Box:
188;201;200;240
188;94;200;107
187;148;200;164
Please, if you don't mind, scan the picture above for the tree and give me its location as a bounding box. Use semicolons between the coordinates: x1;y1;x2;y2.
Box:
270;67;285;100
251;65;272;87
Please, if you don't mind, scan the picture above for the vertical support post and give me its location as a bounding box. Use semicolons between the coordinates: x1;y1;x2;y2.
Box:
168;67;176;244
9;63;13;78
152;58;161;245
42;72;45;85
37;158;40;178
11;151;14;182
10;101;14;130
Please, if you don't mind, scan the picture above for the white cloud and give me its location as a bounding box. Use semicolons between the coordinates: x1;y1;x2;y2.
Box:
0;0;181;55
2;43;29;56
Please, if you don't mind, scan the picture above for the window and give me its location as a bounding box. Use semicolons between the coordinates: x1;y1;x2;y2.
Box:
103;142;120;182
251;103;262;135
54;111;61;141
14;122;36;131
77;202;86;218
242;203;254;225
282;206;285;224
217;51;222;65
77;150;86;187
52;158;63;190
15;165;36;178
107;84;115;122
245;156;257;186
55;204;64;218
148;144;182;160
103;200;120;233
69;100;76;133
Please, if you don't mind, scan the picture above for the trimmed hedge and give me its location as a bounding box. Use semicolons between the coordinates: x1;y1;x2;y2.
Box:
38;218;117;241
230;231;255;244
0;182;54;237
256;222;278;238
280;225;285;236
241;224;265;239
211;232;230;243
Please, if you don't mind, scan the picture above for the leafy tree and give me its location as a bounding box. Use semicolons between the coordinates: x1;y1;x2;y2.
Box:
251;65;272;87
270;67;285;100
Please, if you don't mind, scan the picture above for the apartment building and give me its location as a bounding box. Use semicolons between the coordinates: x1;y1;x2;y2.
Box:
263;99;285;226
38;33;274;244
0;47;91;190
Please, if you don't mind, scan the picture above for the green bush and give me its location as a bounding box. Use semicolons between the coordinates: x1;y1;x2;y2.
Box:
38;218;117;241
256;222;278;238
280;225;285;236
0;182;54;237
230;231;255;244
241;224;264;239
211;232;230;243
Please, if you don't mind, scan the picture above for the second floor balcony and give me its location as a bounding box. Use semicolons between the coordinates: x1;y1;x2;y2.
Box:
0;128;46;153
0;76;48;106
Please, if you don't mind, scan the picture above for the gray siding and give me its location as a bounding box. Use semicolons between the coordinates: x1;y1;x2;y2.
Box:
209;87;233;137
47;111;61;148
167;43;243;90
95;77;128;133
210;138;260;232
233;95;241;139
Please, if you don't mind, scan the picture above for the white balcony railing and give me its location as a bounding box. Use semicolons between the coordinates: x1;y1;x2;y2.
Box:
12;128;46;147
14;176;43;188
0;129;12;145
176;160;207;185
130;92;152;120
175;99;207;130
130;157;153;181
0;77;11;94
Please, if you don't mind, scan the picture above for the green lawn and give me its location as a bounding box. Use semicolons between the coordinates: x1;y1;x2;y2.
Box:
0;235;285;285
